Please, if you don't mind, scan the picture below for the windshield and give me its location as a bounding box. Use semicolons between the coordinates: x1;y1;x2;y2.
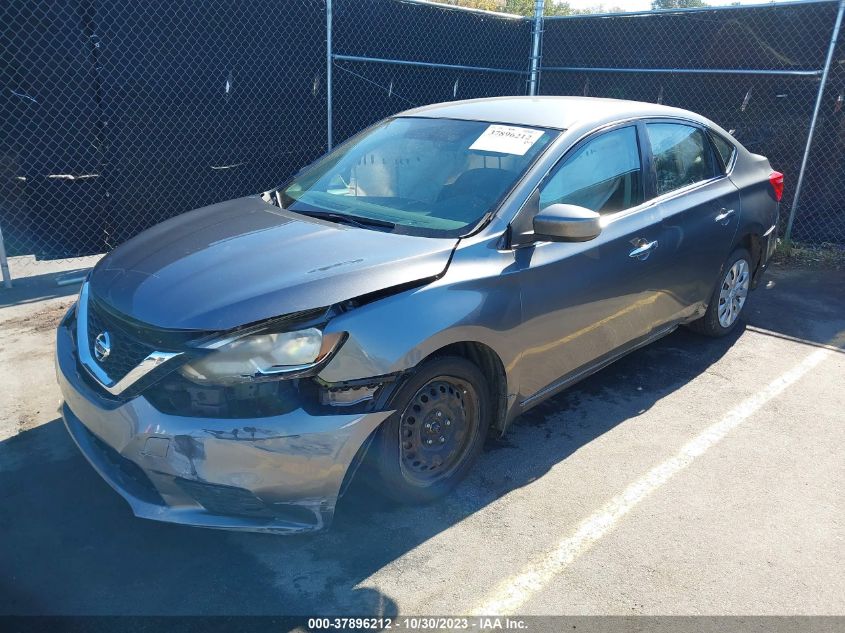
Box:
278;117;556;237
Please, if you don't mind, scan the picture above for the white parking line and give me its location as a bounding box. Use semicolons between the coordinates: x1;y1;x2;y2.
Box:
472;347;830;616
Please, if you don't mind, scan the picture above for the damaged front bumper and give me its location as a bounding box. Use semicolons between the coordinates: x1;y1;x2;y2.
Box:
56;321;392;534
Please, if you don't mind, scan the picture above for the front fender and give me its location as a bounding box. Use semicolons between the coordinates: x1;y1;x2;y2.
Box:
317;238;523;397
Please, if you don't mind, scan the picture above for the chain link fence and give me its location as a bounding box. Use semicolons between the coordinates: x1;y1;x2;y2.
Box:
788;12;845;244
2;0;844;287
539;0;845;246
331;0;531;143
1;0;327;279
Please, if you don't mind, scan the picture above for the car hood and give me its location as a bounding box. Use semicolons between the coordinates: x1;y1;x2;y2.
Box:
89;196;458;331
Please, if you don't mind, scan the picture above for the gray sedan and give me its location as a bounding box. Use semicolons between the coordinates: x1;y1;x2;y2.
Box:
56;96;782;533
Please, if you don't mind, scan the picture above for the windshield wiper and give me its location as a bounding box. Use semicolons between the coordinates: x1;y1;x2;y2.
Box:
295;210;395;231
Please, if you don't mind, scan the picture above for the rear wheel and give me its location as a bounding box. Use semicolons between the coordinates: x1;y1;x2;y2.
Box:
688;247;752;337
373;356;489;504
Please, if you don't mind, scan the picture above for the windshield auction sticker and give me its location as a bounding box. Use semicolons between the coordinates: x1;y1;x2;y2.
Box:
469;124;545;155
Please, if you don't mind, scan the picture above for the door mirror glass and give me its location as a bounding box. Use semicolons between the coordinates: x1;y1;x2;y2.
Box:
533;203;602;242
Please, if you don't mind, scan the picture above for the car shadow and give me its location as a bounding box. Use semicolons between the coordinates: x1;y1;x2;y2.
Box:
0;268;89;308
0;323;742;617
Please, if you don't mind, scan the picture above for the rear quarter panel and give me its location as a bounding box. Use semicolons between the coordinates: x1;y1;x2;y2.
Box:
730;151;779;264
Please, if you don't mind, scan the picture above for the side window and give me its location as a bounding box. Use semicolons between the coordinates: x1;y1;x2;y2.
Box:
646;123;716;195
710;132;736;173
539;126;643;215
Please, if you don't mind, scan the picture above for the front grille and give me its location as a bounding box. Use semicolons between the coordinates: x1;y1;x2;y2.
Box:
80;292;206;396
86;302;157;382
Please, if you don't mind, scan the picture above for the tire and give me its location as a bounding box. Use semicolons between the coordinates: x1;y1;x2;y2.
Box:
688;247;752;337
372;356;490;504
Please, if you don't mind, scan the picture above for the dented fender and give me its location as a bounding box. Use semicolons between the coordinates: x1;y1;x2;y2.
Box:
318;235;524;411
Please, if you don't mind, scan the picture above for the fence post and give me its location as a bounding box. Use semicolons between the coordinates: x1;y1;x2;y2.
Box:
326;0;334;152
785;0;845;244
0;221;12;289
528;0;545;96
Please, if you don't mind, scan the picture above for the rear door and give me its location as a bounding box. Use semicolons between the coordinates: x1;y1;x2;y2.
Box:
644;120;741;320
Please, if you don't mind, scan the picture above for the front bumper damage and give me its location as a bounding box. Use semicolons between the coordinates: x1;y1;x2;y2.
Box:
56;321;393;534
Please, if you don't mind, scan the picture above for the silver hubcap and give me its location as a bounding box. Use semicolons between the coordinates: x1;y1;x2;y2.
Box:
718;258;750;328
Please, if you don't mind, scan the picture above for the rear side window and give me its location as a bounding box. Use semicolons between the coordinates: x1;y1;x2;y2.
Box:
539;126;643;215
646;123;716;196
710;132;737;172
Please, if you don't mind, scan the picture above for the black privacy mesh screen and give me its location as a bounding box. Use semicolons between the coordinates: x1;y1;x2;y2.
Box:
1;0;842;269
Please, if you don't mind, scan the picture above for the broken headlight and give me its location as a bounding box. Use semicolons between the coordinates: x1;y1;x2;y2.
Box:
180;327;345;386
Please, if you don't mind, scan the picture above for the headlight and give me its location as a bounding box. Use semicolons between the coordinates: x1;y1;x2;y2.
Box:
179;327;344;386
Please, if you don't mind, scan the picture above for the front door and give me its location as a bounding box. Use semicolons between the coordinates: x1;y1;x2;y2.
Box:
513;124;675;404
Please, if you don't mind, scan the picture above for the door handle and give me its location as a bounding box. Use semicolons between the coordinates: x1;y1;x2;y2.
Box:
629;240;658;260
714;208;736;225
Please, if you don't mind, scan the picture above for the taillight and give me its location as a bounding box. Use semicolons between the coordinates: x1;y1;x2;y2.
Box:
769;171;784;202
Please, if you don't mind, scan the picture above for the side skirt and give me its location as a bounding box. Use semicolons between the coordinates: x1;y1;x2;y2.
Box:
516;324;678;415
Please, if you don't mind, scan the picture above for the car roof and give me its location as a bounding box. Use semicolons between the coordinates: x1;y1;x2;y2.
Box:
398;96;712;132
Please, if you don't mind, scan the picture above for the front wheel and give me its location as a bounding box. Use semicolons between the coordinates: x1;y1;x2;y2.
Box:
688;247;752;337
373;356;490;504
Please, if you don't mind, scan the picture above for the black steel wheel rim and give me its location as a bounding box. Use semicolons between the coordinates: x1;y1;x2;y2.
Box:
398;376;479;486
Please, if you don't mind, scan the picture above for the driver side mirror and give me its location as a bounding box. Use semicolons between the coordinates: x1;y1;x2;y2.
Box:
533;203;602;243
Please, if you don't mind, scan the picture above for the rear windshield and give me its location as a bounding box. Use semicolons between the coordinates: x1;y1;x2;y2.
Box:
278;117;556;238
